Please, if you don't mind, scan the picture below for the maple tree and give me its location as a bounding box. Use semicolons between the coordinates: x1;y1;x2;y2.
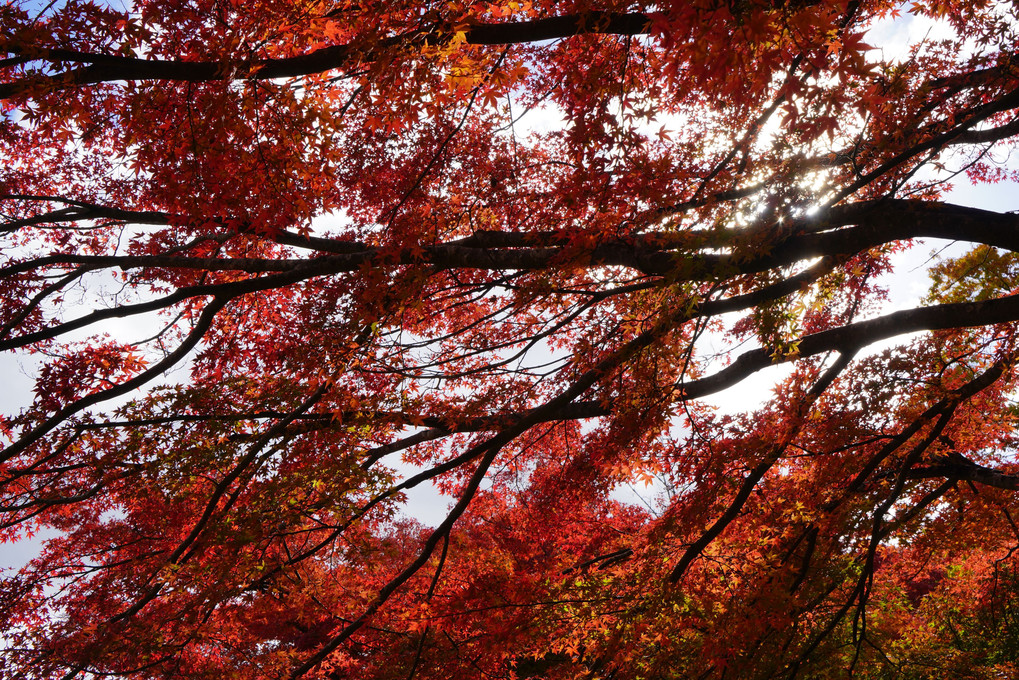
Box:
2;0;1019;676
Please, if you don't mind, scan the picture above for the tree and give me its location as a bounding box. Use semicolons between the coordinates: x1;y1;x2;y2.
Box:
2;0;1019;676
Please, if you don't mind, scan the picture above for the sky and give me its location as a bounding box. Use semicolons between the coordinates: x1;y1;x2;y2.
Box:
3;1;1019;556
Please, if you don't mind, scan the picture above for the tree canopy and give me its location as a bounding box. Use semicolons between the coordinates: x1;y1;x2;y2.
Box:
2;0;1019;677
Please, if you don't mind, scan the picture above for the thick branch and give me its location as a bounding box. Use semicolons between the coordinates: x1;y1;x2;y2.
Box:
14;198;1019;274
903;454;1019;491
0;12;651;99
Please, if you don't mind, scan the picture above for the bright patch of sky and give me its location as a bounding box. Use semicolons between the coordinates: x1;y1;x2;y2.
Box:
866;6;958;64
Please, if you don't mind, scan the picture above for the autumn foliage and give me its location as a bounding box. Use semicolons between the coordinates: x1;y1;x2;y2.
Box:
3;0;1019;677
